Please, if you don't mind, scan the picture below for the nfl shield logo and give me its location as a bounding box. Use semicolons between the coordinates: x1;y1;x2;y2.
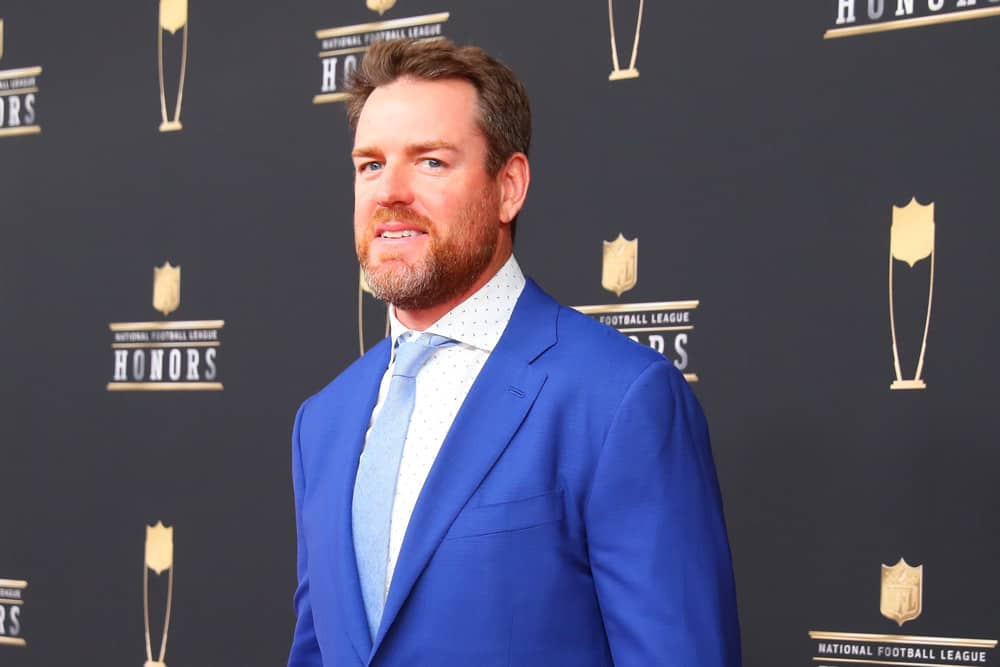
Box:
881;558;923;626
602;234;638;297
366;0;397;14
153;262;181;317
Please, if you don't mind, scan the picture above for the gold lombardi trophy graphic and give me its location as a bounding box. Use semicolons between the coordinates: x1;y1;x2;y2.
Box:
607;0;644;80
157;0;189;132
144;522;174;667
888;198;935;390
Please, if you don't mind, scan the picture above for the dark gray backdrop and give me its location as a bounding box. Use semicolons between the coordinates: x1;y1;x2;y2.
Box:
2;0;999;664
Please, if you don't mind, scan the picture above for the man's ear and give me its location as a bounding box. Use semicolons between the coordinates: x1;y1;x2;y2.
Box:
497;153;530;224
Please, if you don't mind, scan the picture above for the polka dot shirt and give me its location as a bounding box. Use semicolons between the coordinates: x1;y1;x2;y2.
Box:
364;254;526;594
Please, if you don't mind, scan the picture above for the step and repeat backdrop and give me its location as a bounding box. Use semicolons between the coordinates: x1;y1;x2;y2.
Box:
2;0;999;664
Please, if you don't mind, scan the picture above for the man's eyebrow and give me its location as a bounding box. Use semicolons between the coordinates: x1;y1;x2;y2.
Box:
351;146;381;158
409;141;459;153
351;141;459;158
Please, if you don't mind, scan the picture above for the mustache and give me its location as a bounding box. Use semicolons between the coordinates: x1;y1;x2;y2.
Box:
370;206;433;230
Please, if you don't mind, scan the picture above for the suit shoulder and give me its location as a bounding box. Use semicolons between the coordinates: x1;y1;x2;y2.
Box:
555;304;666;369
531;303;701;448
530;303;687;404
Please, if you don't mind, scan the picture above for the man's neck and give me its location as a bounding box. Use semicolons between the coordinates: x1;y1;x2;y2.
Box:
394;248;513;332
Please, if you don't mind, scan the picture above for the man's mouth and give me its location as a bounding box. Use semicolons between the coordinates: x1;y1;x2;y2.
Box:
373;220;429;241
378;229;425;239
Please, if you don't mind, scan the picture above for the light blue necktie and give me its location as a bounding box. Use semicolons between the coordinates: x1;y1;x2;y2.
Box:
352;333;454;639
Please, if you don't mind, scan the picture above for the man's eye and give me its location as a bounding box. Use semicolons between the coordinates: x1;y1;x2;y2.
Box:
423;158;444;168
359;161;382;173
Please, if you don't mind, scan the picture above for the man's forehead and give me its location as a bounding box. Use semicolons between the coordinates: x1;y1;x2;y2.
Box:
355;77;480;136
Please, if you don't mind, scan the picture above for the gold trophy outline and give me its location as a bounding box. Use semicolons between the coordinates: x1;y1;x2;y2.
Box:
143;522;174;667
607;0;644;80
888;198;935;391
157;0;189;132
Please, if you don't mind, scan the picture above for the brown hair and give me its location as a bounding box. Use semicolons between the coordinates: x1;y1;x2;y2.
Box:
345;38;531;178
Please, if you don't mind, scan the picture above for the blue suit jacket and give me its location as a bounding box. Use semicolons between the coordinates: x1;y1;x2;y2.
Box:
289;279;741;666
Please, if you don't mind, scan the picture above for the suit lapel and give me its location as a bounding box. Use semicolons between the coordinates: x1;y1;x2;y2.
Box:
371;280;559;655
323;339;391;663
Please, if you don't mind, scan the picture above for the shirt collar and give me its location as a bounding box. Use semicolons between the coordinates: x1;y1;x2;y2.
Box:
388;254;526;355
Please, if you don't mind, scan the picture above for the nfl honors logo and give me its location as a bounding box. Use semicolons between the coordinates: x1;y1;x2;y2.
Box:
575;234;700;382
107;262;224;391
0;17;43;138
312;2;450;105
825;0;1000;38
0;578;27;647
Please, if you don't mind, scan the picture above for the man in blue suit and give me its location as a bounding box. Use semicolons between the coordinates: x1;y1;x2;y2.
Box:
289;38;741;666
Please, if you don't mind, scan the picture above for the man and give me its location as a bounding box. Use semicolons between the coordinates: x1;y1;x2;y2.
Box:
289;38;741;666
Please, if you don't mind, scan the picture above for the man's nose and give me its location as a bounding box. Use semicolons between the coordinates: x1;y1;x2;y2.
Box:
374;163;414;207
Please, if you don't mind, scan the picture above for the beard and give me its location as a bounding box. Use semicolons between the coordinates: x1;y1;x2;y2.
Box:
356;189;499;311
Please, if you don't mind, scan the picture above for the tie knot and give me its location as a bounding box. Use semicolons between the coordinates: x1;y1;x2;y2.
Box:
392;333;454;378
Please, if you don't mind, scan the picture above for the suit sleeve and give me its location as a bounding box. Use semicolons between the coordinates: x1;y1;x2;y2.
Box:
288;399;324;667
584;360;742;666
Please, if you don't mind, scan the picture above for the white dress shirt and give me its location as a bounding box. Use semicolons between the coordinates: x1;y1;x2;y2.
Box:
364;254;526;594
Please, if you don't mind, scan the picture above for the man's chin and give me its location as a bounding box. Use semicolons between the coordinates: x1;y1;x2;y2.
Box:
363;265;432;304
363;259;418;285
